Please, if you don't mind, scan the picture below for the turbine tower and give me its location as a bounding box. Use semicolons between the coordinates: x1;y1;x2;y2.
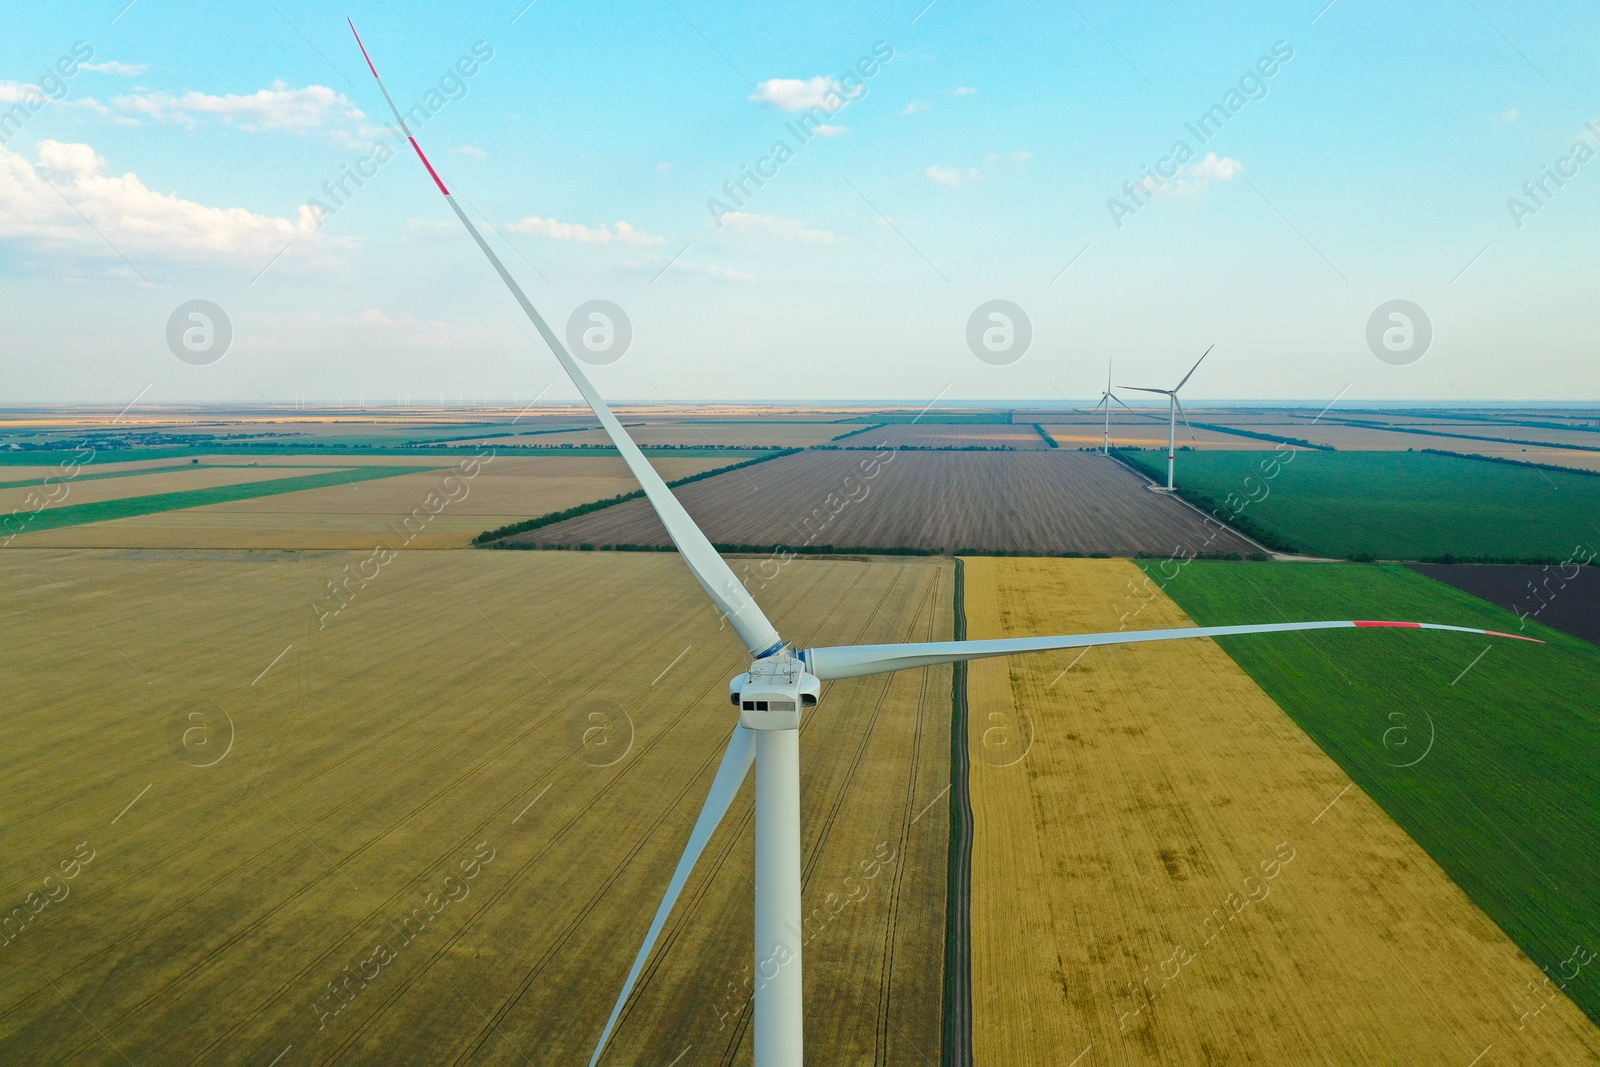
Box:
1090;355;1137;455
1125;345;1210;490
347;28;1539;1065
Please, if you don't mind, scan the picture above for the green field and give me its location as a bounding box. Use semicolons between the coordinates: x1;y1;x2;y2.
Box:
5;465;438;535
1147;560;1600;1024
1120;449;1600;561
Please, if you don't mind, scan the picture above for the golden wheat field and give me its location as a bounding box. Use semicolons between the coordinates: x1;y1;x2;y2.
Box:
18;454;747;550
486;424;848;448
961;556;1600;1065
0;549;950;1064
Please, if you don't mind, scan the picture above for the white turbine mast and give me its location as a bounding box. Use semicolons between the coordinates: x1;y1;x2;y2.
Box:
347;28;1541;1066
1124;345;1211;490
1090;354;1140;455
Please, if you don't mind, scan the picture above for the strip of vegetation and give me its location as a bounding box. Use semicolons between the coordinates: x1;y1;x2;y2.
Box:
1187;421;1335;450
1108;449;1299;553
829;424;888;442
832;413;1014;424
0;461;208;490
832;445;1023;452
0;444;763;465
1419;447;1600;479
399;422;617;445
1031;424;1059;448
1333;420;1599;452
6;465;437;535
472;450;799;545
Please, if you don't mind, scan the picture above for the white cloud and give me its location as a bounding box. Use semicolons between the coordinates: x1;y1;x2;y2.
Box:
1188;152;1242;182
359;308;392;325
953;86;977;96
925;165;980;188
0;81;48;104
902;102;928;115
0;139;326;262
506;215;665;247
720;212;840;245
1012;150;1032;162
458;145;486;159
80;61;148;76
749;76;849;112
657;162;672;172
110;81;363;132
1495;108;1519;124
1146;153;1244;200
811;123;848;136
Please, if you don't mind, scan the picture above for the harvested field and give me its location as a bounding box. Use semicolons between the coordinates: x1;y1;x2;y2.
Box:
963;556;1600;1064
505;450;1259;557
0;464;340;514
1458;447;1600;473
1039;426;1271;450
1411;563;1600;645
21;454;752;550
842;424;1052;450
487;424;846;448
0;550;951;1064
1152;561;1600;1025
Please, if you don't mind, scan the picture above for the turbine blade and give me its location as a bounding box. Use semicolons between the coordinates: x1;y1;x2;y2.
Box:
1121;386;1172;394
1105;354;1114;394
588;725;757;1066
804;620;1539;680
348;22;783;658
1174;395;1198;445
1174;344;1214;391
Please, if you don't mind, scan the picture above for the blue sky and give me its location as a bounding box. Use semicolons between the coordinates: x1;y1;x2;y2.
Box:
2;0;1596;405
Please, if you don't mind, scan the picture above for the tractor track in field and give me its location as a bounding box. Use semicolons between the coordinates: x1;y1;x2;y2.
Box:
943;559;973;1067
710;565;946;1066
44;606;693;1063
440;562;847;1064
710;570;920;1063
875;565;944;1067
40;574;710;1060
300;569;852;1065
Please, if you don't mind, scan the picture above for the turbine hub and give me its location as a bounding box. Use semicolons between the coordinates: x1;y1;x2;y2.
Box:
728;649;819;731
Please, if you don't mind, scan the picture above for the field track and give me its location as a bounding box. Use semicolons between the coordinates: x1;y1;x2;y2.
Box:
508;450;1259;557
961;556;1600;1064
0;550;951;1064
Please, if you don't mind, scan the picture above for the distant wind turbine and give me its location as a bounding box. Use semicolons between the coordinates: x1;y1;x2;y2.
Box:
348;28;1541;1066
1090;355;1141;455
1124;345;1211;490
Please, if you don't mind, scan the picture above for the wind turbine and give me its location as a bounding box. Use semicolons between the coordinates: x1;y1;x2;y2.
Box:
1089;355;1141;455
347;28;1540;1066
1125;345;1211;490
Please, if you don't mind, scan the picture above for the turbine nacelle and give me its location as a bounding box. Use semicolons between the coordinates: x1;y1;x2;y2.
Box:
729;649;820;731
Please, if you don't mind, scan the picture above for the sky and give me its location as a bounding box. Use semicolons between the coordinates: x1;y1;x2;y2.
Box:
1;0;1597;407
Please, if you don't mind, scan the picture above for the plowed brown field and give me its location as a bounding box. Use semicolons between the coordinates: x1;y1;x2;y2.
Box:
510;451;1258;557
